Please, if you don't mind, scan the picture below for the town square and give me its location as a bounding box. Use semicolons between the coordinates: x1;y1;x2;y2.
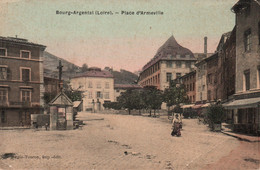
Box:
0;0;260;169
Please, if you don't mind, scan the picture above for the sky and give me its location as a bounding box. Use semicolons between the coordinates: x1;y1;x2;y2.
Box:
0;0;237;72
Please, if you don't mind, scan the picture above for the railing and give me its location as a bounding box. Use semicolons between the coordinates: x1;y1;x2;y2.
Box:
9;101;32;107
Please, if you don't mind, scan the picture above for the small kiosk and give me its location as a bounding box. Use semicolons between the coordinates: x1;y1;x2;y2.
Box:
49;92;74;130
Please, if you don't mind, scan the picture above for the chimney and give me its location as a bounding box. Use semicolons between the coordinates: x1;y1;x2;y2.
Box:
204;36;207;54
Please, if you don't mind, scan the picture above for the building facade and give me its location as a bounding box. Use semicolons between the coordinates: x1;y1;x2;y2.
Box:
138;36;197;91
0;36;46;126
70;67;114;112
176;70;196;104
222;27;236;101
224;0;260;134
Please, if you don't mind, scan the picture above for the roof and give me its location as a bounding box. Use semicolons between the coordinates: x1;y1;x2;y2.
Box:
223;97;260;109
114;84;142;89
73;101;82;108
49;92;73;106
0;36;46;48
73;69;113;78
141;36;195;72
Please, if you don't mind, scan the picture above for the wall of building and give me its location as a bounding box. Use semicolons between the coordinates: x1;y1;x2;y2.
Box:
195;61;207;103
0;38;45;126
235;1;260;93
71;76;114;111
160;60;195;91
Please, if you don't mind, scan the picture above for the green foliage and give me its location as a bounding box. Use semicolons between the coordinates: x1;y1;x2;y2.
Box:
206;104;225;124
163;81;189;109
142;86;163;112
103;102;122;110
81;63;88;73
64;90;82;102
118;89;144;114
43;91;57;104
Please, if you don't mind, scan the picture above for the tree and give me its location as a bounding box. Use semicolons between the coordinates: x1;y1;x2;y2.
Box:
81;63;88;73
118;89;143;115
205;104;225;131
142;86;163;117
103;102;122;110
163;81;189;117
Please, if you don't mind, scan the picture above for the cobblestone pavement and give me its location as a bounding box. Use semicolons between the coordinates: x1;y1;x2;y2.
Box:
0;112;248;170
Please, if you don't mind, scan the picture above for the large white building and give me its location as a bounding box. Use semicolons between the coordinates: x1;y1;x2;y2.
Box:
138;36;197;91
70;67;114;111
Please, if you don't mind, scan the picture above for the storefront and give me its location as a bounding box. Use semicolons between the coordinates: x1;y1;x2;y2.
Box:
223;97;260;134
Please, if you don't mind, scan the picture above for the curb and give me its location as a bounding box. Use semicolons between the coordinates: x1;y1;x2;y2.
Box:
221;131;260;143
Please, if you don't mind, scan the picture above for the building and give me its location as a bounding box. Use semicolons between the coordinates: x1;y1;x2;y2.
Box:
44;77;61;95
114;84;142;101
222;27;236;101
138;36;197;91
195;57;208;103
176;70;196;103
223;0;260;134
70;67;114;111
0;36;46;126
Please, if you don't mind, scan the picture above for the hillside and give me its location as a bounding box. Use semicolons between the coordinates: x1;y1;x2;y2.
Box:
43;51;80;80
43;51;138;84
112;69;138;84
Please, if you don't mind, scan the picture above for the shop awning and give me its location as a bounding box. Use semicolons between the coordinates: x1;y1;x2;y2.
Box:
192;104;204;109
223;97;260;109
181;104;194;109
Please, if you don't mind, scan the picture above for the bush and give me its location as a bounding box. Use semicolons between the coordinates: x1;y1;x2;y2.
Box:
206;104;225;124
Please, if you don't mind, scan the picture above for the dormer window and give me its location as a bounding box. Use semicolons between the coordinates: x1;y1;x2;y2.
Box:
0;48;6;56
20;50;31;59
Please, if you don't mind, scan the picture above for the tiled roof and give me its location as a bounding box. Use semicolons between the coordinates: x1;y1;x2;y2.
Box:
114;84;142;89
0;36;46;48
73;70;114;78
142;36;195;71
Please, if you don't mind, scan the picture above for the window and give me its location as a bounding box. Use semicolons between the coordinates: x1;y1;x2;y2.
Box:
176;61;181;68
186;54;190;58
21;90;31;102
21;68;30;82
104;92;110;99
166;73;172;82
258;67;260;88
96;82;101;89
20;50;30;59
208;90;211;101
176;73;181;79
0;48;6;56
166;61;172;68
88;91;92;99
258;22;260;45
176;54;180;58
96;91;102;99
244;70;250;91
244;29;251;52
0;66;7;80
88;81;93;88
105;82;109;89
208;74;212;84
1;111;6;123
185;62;191;68
0;89;7;102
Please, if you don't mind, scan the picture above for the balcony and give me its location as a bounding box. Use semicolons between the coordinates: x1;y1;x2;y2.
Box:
9;101;32;108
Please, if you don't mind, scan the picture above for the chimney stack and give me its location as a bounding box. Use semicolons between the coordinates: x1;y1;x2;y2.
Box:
204;36;207;54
